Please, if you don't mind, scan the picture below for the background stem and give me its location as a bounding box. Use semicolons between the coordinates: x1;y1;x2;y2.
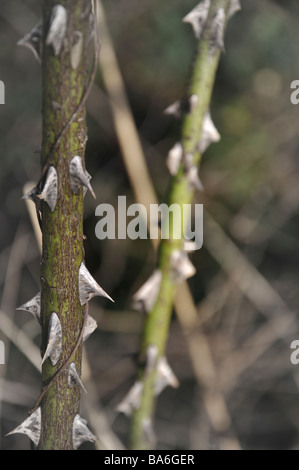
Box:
130;0;232;450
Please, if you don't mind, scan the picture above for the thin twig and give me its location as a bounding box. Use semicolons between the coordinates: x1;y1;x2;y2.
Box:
0;310;40;371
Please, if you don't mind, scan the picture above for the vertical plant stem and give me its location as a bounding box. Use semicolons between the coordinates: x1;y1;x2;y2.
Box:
130;0;233;450
39;0;91;450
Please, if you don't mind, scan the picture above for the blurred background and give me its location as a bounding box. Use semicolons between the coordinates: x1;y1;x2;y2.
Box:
1;0;299;450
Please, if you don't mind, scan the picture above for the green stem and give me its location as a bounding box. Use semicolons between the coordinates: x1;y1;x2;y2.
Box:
130;0;232;450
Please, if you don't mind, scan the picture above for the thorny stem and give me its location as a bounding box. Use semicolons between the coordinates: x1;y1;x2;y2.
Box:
38;1;100;187
38;0;98;450
30;304;89;415
130;0;233;450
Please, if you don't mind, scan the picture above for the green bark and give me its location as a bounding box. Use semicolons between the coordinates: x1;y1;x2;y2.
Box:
39;0;91;450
